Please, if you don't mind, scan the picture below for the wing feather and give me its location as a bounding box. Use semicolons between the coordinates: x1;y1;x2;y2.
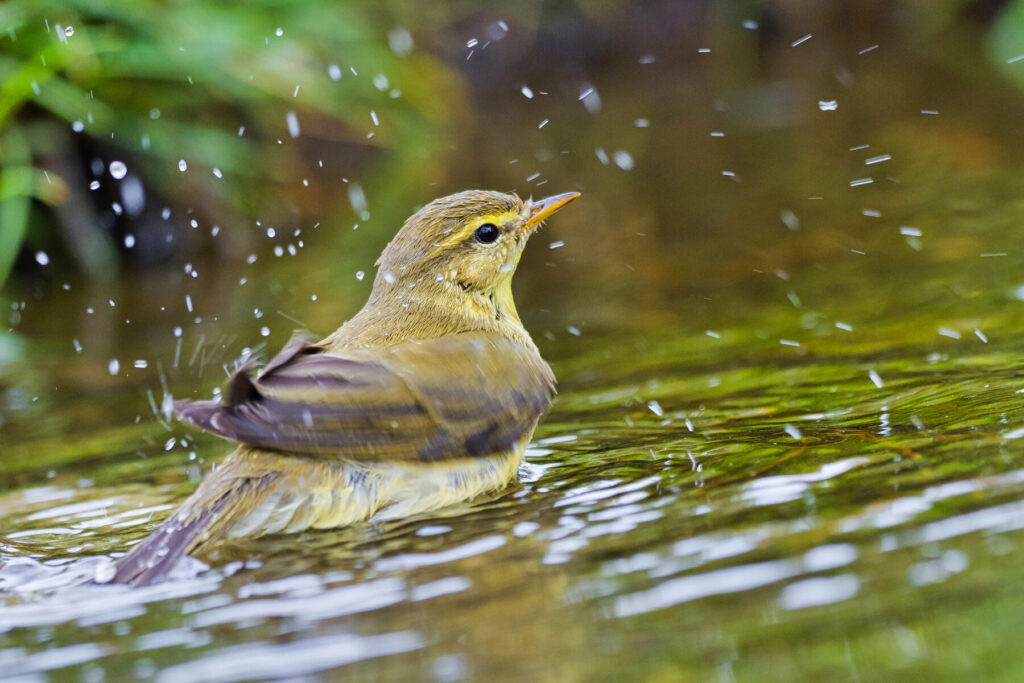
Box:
174;332;555;463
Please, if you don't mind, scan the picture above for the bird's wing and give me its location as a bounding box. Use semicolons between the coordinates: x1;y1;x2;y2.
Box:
174;332;555;462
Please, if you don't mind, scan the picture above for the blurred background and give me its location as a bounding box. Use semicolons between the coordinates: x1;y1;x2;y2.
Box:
7;0;1024;680
4;0;1024;344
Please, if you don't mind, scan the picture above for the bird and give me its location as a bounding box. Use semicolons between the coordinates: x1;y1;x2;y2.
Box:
102;189;580;585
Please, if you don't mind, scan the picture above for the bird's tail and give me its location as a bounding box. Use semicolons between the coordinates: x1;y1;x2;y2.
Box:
104;462;282;586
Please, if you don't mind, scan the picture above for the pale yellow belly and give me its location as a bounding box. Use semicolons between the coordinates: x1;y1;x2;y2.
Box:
225;446;525;539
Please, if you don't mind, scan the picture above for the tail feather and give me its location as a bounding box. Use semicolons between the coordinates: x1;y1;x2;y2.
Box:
105;470;281;586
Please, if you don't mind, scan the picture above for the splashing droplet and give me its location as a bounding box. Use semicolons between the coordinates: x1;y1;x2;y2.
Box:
613;150;634;171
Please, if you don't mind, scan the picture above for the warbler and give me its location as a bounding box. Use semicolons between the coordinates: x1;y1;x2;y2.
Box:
104;189;579;585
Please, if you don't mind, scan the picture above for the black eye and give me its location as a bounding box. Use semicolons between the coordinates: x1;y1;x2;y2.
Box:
474;223;500;244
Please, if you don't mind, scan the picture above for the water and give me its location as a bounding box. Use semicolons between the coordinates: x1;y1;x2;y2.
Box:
6;5;1024;680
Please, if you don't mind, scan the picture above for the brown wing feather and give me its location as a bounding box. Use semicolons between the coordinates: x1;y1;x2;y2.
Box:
174;332;555;463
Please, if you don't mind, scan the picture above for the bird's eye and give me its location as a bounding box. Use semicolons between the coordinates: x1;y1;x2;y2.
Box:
474;223;500;244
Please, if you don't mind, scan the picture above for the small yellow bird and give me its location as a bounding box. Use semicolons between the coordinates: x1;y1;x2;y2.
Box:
105;189;579;585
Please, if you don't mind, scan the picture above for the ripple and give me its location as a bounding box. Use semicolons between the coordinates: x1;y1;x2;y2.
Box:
372;534;506;572
191;578;407;628
779;574;861;610
742;457;871;506
154;631;424;683
613;560;802;617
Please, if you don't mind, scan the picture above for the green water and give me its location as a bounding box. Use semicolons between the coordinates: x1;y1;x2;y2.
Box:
6;4;1024;681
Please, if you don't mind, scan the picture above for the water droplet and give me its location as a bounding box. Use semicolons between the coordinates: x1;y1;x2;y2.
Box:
818;100;838;111
64;25;74;37
521;85;534;99
71;120;84;133
328;64;342;80
356;270;365;280
613;150;634;171
348;183;369;220
120;177;145;216
124;234;136;248
108;359;120;375
286;111;300;138
579;84;602;113
109;160;127;179
780;208;800;231
260;326;271;337
178;159;187;172
388;27;414;56
34;251;50;266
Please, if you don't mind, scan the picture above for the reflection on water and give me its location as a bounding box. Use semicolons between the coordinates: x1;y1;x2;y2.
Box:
7;3;1024;681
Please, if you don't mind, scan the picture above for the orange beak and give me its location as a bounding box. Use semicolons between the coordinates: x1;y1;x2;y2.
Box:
523;192;581;233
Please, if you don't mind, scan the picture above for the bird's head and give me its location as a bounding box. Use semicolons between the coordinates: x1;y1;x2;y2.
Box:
371;189;579;323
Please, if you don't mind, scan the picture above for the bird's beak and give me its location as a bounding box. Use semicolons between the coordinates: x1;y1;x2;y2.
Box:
523;192;581;233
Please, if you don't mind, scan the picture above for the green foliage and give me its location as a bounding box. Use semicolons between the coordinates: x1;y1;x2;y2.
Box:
0;0;463;287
